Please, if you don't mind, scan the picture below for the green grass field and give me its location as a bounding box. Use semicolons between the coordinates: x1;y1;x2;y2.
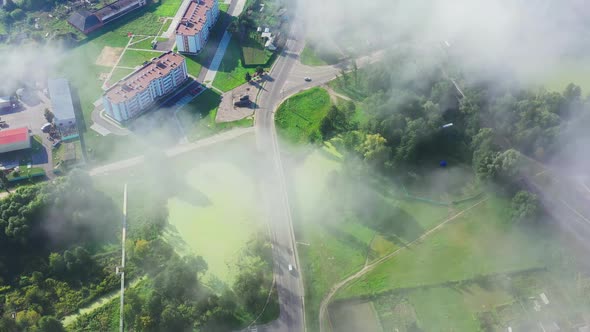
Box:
185;54;203;77
152;0;183;17
275;87;331;143
118;49;162;68
177;89;253;141
538;58;590;92
242;32;273;66
165;161;263;285
212;36;252;91
300;43;340;67
130;36;169;50
338;197;554;298
287;147;452;331
107;67;135;85
219;3;230;12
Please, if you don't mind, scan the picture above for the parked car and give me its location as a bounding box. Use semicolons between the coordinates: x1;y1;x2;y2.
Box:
304;77;312;82
288;264;293;271
52;140;61;148
41;123;52;133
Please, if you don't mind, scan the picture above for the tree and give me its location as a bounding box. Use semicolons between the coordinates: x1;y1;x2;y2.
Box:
244;72;252;82
0;171;9;193
44;108;54;123
10;8;24;21
228;21;239;34
36;316;65;332
48;253;66;277
511;191;539;224
357;133;390;167
255;66;264;76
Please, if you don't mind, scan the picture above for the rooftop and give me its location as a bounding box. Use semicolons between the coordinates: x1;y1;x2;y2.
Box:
104;52;185;104
0;127;29;145
176;0;216;36
67;9;101;33
95;0;143;20
48;78;76;121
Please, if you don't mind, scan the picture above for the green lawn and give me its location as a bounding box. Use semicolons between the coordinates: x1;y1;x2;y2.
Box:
409;287;480;331
165;161;263;285
212;36;251;91
152;0;183;17
177;89;253;141
219;3;230;12
185;54;203;77
527;57;590;92
7;167;45;182
118;49;162;68
300;43;340;67
338;197;555;298
242;32;274;66
107;67;135;85
130;36;168;50
275;87;331;143
287;147;451;331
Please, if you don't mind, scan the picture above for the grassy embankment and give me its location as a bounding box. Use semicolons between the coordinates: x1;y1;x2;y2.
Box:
300;42;340;67
176;89;253;142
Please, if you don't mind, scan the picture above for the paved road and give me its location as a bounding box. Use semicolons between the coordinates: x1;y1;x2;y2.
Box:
250;17;385;332
249;15;308;332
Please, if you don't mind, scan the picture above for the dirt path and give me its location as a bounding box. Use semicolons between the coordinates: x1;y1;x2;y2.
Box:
318;197;489;332
0;191;9;199
325;86;352;104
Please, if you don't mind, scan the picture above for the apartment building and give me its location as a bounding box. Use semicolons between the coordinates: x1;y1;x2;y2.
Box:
175;0;220;54
102;52;188;123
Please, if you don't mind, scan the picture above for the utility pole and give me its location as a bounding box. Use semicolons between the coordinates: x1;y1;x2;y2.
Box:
119;184;128;332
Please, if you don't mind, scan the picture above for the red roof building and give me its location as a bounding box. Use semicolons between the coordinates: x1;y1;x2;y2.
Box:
0;127;31;154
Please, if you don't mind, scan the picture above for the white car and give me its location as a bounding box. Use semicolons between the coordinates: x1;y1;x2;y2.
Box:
288;264;293;271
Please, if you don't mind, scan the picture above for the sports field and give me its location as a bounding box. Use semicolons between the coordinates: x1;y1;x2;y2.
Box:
166;161;263;285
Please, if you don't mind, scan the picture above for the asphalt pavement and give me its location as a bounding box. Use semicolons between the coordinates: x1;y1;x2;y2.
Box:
250;16;308;332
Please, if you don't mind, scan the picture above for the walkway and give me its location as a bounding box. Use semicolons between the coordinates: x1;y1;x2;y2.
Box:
202;31;231;85
196;0;247;83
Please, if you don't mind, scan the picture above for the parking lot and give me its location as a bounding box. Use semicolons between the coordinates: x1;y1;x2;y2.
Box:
0;88;54;175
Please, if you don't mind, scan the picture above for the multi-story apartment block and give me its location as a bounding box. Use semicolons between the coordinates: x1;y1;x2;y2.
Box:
175;0;220;54
102;52;188;123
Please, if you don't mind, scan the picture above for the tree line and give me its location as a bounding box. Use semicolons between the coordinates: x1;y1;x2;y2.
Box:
323;48;590;224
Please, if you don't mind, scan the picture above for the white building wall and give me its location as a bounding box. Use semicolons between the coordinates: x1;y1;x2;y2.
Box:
104;57;188;122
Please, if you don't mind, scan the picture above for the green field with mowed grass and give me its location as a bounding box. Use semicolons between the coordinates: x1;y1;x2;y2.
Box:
300;43;340;67
108;67;135;85
337;197;554;299
165;160;263;286
212;37;254;91
241;33;273;66
118;49;163;68
285;145;453;331
176;89;253;142
275;87;332;143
